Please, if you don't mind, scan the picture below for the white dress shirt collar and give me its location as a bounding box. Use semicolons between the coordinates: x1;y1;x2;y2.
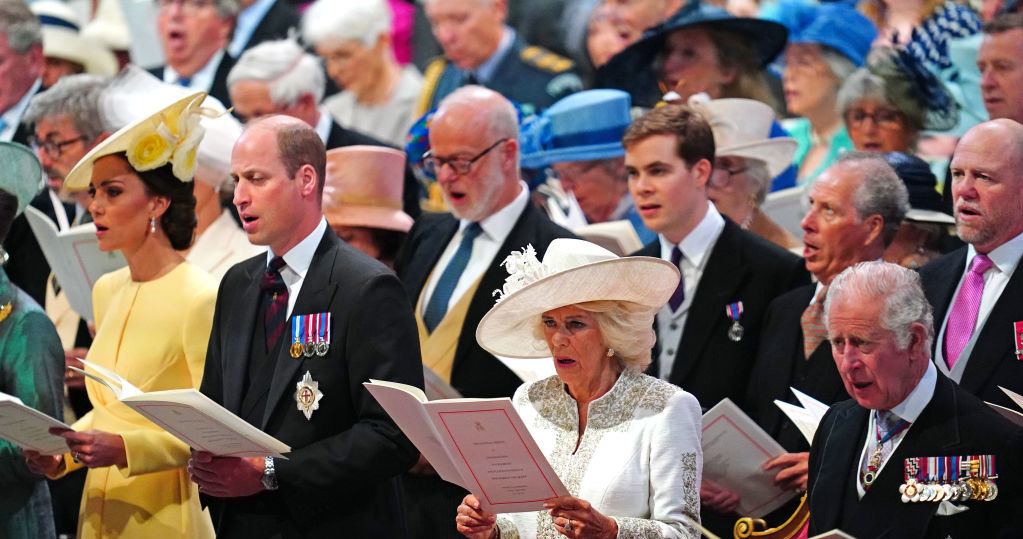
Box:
268;217;326;276
472;27;515;84
1;78;40;141
314;107;333;145
461;180;528;241
658;201;725;267
164;49;226;93
967;229;1023;278
267;217;327;316
227;0;276;58
888;359;938;424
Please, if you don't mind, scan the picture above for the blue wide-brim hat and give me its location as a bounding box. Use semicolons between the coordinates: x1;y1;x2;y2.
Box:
596;2;789;108
785;2;877;67
519;89;631;170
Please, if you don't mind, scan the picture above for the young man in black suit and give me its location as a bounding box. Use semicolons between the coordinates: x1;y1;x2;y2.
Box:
808;261;1023;538
623;103;808;411
920;119;1023;410
189;115;422;538
394;85;573;539
622;103;808;532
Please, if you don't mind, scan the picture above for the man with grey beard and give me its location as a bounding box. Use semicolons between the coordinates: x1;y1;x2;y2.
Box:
920;118;1023;409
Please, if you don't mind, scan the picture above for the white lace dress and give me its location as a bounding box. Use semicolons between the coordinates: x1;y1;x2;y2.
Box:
496;369;702;538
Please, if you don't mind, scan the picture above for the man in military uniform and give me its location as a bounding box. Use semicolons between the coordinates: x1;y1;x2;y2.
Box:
415;0;583;118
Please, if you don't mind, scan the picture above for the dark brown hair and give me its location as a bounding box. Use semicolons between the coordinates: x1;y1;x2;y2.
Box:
136;161;197;250
274;122;327;196
984;12;1023;33
622;104;715;167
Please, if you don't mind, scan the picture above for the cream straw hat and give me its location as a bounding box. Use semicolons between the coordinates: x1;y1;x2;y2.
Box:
64;92;209;190
476;238;679;359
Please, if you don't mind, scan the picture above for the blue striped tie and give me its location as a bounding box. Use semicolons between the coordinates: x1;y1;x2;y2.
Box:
423;223;483;333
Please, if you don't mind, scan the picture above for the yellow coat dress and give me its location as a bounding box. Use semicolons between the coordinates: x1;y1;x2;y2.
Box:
58;263;217;538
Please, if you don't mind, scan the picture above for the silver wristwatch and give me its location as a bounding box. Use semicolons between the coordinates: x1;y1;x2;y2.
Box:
261;456;278;491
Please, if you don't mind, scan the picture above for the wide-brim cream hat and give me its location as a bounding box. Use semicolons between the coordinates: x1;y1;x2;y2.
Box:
476;238;679;359
65;91;209;191
99;66;241;189
323;146;413;232
688;94;797;178
31;1;118;76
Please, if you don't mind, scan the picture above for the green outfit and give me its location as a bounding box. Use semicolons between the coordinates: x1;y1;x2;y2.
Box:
0;268;64;538
784;117;854;185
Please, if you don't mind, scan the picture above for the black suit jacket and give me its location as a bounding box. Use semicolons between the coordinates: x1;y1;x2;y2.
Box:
147;52;236;109
232;0;300;57
394;202;574;398
747;284;846;451
632;220;809;411
199;228;422;537
807;374;1023;538
4;192;75;306
919;247;1023;408
324;120;422;219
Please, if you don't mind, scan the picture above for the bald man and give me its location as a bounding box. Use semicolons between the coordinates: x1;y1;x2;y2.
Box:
394;86;573;539
191;115;422;538
920;119;1023;408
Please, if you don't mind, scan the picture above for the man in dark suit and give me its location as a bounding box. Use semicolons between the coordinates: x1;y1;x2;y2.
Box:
150;0;238;106
623;103;807;410
807;261;1023;538
622;103;808;532
227;39;422;218
749;153;909;491
189;116;422;538
920;119;1023;410
416;0;583;117
394;86;573;539
225;0;299;59
0;0;43;148
0;6;68;307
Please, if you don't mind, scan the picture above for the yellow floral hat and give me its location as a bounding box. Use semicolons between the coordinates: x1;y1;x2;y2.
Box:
64;91;210;190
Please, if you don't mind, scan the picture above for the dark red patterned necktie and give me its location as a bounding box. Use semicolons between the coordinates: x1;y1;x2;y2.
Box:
261;256;289;350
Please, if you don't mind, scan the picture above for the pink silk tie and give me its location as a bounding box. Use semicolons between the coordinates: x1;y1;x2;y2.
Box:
943;254;994;368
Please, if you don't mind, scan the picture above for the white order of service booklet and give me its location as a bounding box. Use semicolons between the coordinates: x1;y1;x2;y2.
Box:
0;391;72;454
365;379;569;513
72;359;290;458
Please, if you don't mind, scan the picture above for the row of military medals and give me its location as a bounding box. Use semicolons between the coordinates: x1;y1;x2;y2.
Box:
899;455;998;503
290;313;331;358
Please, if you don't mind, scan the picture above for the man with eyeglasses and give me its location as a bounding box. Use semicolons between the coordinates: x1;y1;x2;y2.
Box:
21;73;108;344
623;103;808;535
5;75;107;310
747;152;907;508
149;0;239;107
394;86;573;539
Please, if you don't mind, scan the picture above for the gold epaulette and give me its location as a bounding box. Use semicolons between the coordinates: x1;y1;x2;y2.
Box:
520;46;574;74
414;57;450;118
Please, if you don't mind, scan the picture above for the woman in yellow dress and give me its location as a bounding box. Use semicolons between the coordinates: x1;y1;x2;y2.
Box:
24;93;218;538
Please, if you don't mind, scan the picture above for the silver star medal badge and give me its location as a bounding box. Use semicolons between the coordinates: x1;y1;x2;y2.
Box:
295;371;323;420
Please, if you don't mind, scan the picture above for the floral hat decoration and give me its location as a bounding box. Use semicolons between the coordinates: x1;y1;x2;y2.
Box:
475;238;679;359
64;91;215;191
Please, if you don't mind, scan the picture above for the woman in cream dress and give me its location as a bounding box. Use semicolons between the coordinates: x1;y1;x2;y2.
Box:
25;93;217;538
457;239;703;539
